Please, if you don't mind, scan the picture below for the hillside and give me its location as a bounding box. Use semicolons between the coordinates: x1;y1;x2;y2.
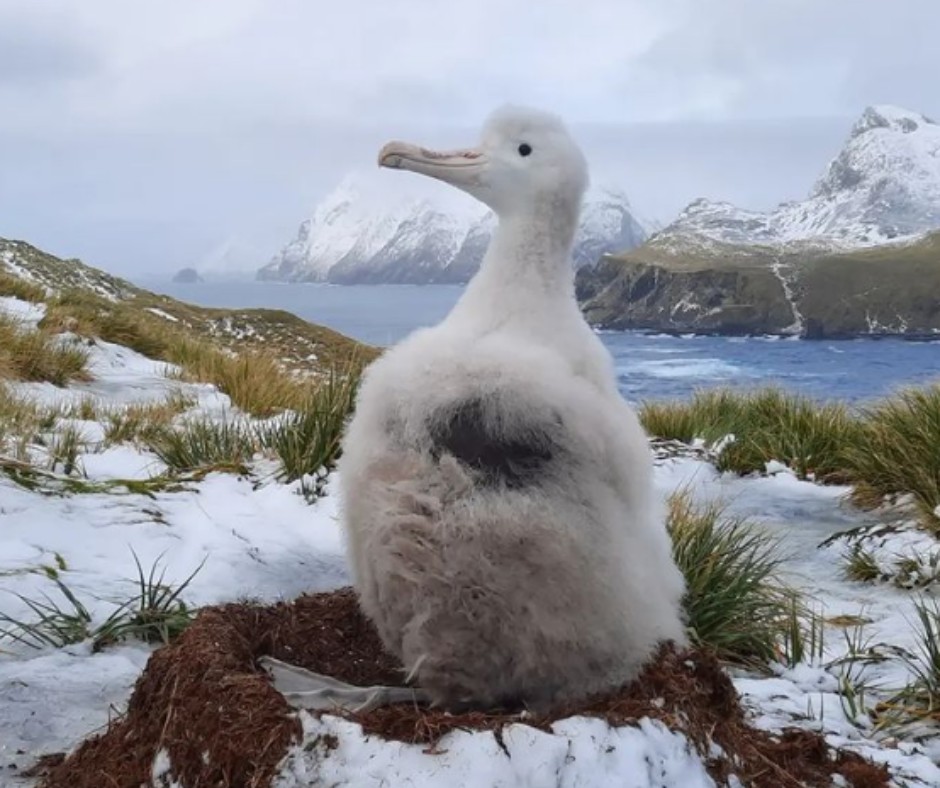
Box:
578;231;940;338
0;238;376;371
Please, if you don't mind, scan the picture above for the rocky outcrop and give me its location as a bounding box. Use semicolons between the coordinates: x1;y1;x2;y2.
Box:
577;233;940;338
172;267;204;284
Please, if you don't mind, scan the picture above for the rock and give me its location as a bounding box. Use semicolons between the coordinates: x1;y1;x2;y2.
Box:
577;232;940;338
172;267;203;284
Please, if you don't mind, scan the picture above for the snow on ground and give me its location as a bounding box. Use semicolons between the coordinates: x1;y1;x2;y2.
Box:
2;295;940;785
275;714;714;788
14;335;229;413
0;644;150;773
0;297;45;326
656;458;940;784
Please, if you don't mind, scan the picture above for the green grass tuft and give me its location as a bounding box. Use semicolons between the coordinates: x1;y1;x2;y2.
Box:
103;391;194;446
644;383;940;533
94;552;202;649
842;385;940;532
641;387;858;481
165;339;322;417
0;384;41;456
0;554;202;652
716;390;858;481
876;597;940;730
639;388;745;445
46;423;87;476
259;365;361;486
0;574;92;649
843;545;882;583
667;490;795;664
146;418;257;474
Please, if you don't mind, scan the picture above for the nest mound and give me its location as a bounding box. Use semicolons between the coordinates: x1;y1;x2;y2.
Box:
39;588;888;788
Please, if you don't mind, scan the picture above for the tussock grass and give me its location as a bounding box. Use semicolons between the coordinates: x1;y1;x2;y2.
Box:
141;362;360;481
0;314;90;386
843;545;882;583
640;389;745;445
641;387;857;481
894;553;940;589
780;601;825;669
61;396;101;422
876;597;940;730
94;552;202;648
0;572;93;649
0;555;201;652
146;418;258;474
103;392;194;445
46;423;87;476
0;384;42;449
259;365;361;484
0;270;47;303
645;383;940;531
667;490;794;664
41;291;174;359
716;390;857;481
842;385;940;532
41;292;317;418
168;344;309;417
39;288;373;419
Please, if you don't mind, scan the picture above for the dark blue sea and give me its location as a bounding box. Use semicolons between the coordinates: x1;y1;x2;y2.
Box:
150;280;940;405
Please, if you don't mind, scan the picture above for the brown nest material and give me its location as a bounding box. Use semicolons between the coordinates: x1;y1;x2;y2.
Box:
38;587;889;788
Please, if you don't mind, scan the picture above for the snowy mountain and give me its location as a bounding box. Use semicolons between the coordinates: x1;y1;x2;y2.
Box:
577;106;940;338
658;105;940;249
258;174;648;284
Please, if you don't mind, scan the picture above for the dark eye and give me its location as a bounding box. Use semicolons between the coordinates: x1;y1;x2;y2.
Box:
518;143;532;157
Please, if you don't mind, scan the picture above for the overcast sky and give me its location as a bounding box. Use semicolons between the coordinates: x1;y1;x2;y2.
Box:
1;0;938;278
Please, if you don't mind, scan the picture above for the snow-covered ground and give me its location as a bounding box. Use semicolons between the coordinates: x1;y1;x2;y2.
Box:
2;292;940;786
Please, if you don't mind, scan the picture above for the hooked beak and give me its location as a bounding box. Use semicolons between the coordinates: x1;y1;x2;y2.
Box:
378;141;486;188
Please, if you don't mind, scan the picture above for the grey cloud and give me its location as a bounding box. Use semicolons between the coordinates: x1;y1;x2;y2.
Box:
621;0;940;120
0;0;936;278
0;10;100;87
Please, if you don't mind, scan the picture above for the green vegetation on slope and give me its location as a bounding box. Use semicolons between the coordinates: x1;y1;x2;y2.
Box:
797;233;940;338
667;490;795;664
0;237;377;374
578;231;940;338
0;237;377;417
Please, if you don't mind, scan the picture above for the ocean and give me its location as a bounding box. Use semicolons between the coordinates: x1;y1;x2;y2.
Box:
151;280;940;404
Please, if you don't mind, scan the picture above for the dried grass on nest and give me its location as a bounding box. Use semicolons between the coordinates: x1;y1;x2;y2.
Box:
40;588;889;788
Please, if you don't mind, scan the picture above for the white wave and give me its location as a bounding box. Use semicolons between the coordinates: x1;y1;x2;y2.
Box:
623;358;742;380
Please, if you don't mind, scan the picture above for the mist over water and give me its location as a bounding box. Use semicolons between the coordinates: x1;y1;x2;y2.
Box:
154;280;940;403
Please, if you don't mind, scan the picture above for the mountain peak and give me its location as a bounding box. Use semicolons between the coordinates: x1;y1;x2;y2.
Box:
851;105;936;138
259;175;648;284
660;104;940;250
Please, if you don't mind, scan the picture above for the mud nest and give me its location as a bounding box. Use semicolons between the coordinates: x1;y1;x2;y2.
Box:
37;587;889;788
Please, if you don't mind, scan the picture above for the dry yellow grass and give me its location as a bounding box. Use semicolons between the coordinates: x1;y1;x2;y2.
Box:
38;289;375;418
104;392;195;445
0;314;90;387
0;271;47;303
166;341;311;417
